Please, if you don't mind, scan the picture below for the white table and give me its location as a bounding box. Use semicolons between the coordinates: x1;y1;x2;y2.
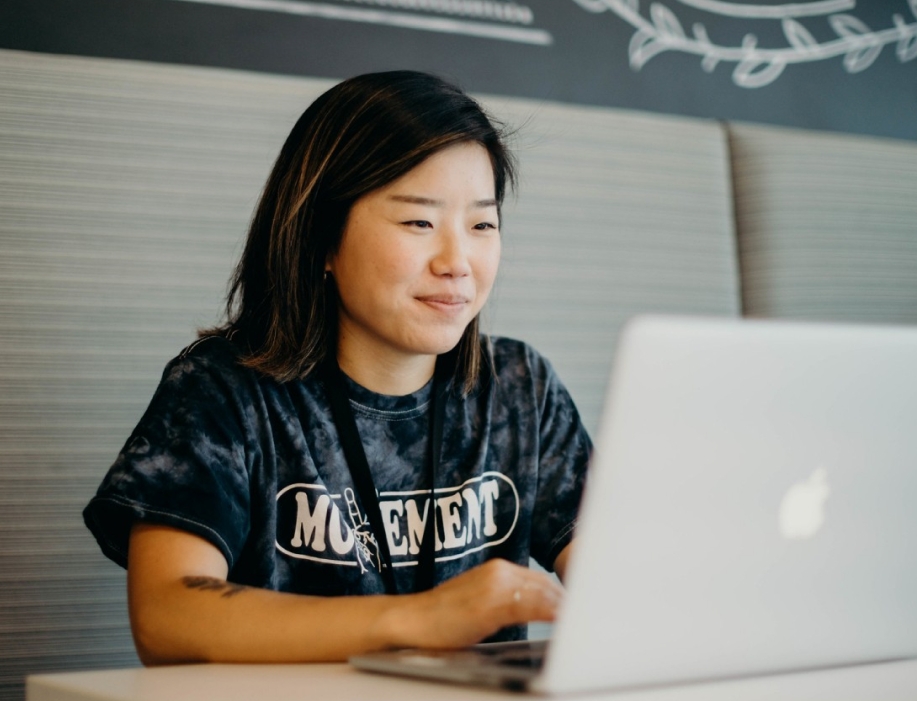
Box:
26;658;917;701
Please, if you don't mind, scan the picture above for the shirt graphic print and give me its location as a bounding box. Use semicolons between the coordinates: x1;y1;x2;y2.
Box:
277;471;519;573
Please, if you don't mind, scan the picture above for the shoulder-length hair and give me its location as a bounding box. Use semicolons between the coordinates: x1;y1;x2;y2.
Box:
208;70;515;392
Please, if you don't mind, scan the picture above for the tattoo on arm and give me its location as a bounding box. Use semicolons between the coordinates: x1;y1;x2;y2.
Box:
181;576;248;598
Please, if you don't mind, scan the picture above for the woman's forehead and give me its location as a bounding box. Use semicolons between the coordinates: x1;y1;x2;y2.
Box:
377;143;497;197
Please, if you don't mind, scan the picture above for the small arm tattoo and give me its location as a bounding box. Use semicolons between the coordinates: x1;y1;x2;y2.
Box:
181;576;248;598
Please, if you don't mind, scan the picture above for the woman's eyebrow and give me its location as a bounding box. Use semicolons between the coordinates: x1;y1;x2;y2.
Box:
388;194;443;206
387;194;498;209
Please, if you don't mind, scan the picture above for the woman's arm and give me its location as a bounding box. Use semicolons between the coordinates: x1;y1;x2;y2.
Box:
128;523;564;665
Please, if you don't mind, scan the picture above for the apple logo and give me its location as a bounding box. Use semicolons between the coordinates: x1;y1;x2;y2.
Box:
779;467;830;540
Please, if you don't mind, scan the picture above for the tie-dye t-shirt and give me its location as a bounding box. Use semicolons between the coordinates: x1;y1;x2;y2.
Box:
84;334;590;639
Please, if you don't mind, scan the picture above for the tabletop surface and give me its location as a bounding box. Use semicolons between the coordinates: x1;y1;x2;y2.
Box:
26;658;917;701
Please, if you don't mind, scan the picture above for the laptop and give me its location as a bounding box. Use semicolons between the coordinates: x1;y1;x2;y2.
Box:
350;315;917;694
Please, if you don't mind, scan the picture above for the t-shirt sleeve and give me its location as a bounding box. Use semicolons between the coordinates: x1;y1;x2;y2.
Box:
527;350;592;572
83;340;255;570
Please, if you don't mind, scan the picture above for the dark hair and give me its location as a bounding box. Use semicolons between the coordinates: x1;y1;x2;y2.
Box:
208;70;515;392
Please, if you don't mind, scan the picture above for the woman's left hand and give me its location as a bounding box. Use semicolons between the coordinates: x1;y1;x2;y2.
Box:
377;558;565;650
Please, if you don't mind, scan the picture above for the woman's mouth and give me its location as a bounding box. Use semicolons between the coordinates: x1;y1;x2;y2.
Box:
416;295;470;314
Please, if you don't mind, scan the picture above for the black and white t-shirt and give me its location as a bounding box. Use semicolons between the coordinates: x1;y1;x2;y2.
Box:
84;335;590;637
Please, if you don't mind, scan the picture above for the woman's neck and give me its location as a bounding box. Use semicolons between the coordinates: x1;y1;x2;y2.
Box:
336;341;436;396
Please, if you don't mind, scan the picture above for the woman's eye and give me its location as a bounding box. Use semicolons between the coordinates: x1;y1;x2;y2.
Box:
404;220;433;229
473;222;498;231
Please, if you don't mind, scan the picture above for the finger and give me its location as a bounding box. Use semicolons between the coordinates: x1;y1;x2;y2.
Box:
507;574;563;622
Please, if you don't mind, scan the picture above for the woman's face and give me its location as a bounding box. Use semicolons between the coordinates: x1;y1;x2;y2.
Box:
328;141;501;373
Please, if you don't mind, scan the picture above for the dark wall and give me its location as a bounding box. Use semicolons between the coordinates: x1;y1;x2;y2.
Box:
2;0;916;141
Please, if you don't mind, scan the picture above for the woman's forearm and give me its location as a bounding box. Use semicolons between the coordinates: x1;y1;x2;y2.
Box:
130;574;409;664
128;523;563;665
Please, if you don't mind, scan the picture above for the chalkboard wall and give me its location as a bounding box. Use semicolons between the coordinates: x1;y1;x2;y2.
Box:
2;0;916;141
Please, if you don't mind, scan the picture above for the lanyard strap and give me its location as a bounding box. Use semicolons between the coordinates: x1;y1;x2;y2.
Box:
324;358;448;595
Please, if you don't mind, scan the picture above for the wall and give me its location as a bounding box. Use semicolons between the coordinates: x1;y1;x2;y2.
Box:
2;0;916;141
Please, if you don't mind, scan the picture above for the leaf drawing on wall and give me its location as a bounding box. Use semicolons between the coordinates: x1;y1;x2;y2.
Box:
829;13;883;71
629;28;668;68
650;2;685;38
843;42;883;71
782;18;818;50
734;56;787;87
897;30;917;61
573;0;917;88
828;13;871;37
692;22;720;71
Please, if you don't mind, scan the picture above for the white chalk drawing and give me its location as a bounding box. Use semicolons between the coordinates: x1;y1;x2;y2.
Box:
168;0;551;44
673;0;855;19
570;0;917;87
338;0;534;25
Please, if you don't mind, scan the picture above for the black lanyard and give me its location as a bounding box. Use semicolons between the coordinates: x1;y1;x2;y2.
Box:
324;357;448;595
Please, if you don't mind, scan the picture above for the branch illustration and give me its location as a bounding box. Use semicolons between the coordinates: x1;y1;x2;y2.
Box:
571;0;917;88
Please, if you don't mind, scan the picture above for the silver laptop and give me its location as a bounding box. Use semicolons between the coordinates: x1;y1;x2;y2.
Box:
351;315;917;694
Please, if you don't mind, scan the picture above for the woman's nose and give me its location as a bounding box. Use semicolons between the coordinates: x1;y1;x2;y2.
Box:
431;229;472;277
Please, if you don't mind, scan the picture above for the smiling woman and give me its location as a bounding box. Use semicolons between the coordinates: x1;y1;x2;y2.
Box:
82;71;590;665
330;142;502;395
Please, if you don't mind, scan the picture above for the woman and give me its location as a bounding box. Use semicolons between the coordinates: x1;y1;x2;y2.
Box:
84;71;591;665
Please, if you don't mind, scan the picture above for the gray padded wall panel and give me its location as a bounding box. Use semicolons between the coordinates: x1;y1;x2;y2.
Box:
486;99;741;430
729;123;917;324
0;48;740;699
0;49;332;701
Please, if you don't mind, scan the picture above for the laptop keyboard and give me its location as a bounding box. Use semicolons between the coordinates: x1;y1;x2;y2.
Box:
473;640;547;669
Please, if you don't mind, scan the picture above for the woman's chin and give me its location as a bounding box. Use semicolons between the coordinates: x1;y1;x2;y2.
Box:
403;330;468;358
